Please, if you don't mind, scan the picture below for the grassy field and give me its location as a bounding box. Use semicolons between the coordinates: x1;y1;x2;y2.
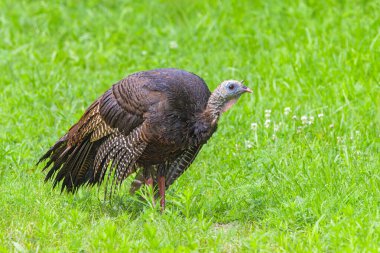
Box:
1;0;379;252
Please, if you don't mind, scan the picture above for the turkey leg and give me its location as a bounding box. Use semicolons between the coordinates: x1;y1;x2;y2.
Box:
158;175;165;210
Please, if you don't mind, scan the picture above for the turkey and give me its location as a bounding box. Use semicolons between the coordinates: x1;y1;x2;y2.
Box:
38;68;251;209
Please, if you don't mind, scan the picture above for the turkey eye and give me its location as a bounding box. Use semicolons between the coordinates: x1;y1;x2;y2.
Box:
228;84;235;90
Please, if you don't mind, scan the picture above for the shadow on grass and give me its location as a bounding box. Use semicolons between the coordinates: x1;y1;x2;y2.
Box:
53;185;147;220
48;180;273;225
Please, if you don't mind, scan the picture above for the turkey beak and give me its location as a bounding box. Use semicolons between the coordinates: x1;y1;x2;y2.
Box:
241;86;252;93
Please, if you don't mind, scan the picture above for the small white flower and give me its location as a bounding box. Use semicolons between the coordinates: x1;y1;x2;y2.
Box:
318;113;324;119
292;115;297;120
169;41;178;49
264;119;271;128
272;134;277;141
251;122;258;131
245;140;253;149
355;130;360;136
264;109;271;119
284;107;291;116
274;123;280;132
329;124;334;128
308;116;314;125
301;115;308;125
297;126;302;133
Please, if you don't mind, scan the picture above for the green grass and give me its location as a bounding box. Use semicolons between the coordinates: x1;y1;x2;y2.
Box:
1;0;379;252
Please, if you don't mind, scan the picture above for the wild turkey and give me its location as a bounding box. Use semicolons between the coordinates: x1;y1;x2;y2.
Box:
38;68;251;209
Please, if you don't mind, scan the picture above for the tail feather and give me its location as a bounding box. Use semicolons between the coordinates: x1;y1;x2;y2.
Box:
39;127;147;195
44;146;72;182
39;134;101;192
73;141;94;185
57;138;92;191
38;134;68;168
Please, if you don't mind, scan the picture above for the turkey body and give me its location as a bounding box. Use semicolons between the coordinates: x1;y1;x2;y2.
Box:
39;68;217;197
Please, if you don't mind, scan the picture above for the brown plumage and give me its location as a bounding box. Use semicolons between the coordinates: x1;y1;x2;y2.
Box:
38;68;251;209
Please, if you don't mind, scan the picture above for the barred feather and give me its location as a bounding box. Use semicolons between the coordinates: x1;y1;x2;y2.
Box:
92;126;147;197
165;145;202;188
91;120;115;142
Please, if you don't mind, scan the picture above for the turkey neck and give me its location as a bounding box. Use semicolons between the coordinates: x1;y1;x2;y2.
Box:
188;93;223;146
204;89;230;123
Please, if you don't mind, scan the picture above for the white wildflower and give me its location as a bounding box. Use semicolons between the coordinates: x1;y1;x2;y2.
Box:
318;113;324;119
329;124;334;128
274;123;280;132
297;126;302;133
264;119;271;128
301;115;308;125
169;41;178;49
308;116;314;125
284;107;291;116
251;122;258;131
272;134;277;141
245;140;253;149
292;115;297;120
264;109;271;119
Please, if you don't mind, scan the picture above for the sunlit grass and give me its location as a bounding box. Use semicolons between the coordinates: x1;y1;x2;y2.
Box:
1;0;379;252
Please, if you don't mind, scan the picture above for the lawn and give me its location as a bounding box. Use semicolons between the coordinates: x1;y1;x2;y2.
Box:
0;0;379;252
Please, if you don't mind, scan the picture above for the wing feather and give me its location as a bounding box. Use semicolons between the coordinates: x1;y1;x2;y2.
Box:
165;145;203;188
92;126;147;197
39;76;149;192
